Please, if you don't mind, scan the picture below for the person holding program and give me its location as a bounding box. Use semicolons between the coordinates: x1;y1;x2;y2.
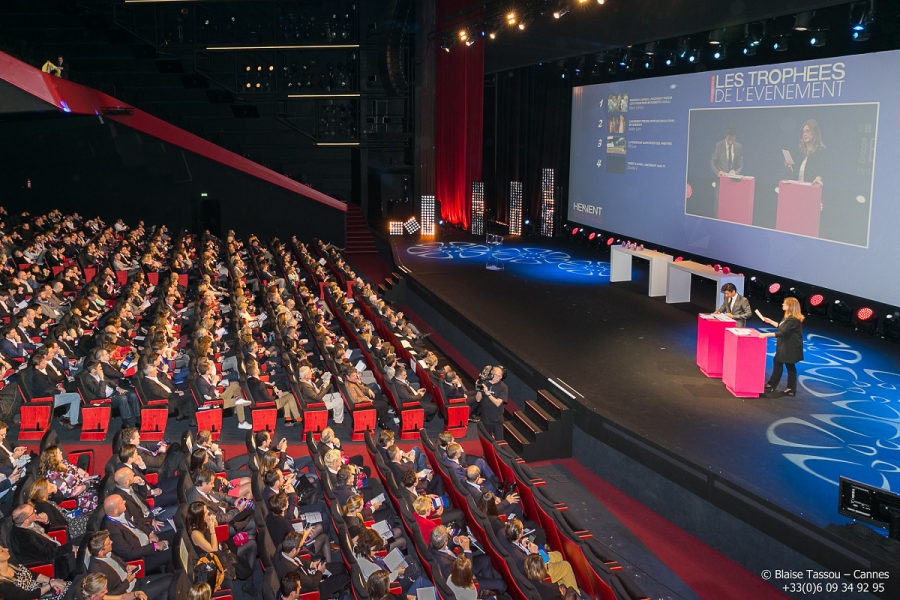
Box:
760;297;804;397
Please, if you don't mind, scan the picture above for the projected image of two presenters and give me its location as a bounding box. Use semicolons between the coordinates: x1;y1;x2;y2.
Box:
685;103;877;247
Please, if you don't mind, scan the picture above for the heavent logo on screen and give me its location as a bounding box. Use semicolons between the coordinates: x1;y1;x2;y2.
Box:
709;61;846;104
574;203;603;224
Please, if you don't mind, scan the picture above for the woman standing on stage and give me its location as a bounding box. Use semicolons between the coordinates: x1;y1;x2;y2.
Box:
761;297;804;397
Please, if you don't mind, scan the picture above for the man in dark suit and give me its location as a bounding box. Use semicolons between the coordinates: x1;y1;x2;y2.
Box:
715;282;752;328
139;362;192;424
391;366;438;421
196;429;248;478
274;531;349;598
120;428;179;485
709;125;744;217
187;468;255;535
398;469;463;526
80;359;140;428
385;444;443;495
710;125;743;179
114;467;178;529
0;326;31;360
102;494;171;574
87;530;173;600
27;351;81;429
10;503;76;578
462;465;522;520
429;525;506;593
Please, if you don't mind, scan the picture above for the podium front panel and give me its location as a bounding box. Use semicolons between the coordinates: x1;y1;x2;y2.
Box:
776;181;822;237
717;176;755;225
697;315;734;378
722;329;767;398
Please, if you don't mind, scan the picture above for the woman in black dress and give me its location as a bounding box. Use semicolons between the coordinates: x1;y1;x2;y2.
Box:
762;297;805;396
786;119;826;186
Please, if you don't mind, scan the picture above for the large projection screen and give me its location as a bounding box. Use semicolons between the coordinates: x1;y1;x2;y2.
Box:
568;50;900;305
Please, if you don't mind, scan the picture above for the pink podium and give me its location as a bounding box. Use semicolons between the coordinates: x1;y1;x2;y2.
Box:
696;314;735;378
722;329;767;398
717;176;755;225
776;181;822;237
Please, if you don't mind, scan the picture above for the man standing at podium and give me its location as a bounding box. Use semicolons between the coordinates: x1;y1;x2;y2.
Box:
711;125;743;179
715;283;751;327
710;126;743;218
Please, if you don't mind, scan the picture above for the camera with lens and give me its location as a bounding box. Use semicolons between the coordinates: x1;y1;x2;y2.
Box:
475;365;493;392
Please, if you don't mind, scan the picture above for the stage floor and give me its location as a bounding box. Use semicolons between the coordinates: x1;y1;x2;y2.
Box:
392;232;900;531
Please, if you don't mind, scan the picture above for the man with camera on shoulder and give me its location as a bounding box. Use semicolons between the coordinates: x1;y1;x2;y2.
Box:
468;366;507;439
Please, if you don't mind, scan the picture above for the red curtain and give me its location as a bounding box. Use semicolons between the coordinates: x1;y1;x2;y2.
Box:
435;0;484;229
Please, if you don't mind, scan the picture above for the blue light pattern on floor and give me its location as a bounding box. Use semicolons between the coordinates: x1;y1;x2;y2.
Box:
406;242;610;284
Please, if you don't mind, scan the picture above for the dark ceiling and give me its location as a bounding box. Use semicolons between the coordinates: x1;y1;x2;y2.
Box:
480;0;853;72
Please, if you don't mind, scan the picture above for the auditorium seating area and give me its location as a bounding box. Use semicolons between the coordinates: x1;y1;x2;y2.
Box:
0;207;652;600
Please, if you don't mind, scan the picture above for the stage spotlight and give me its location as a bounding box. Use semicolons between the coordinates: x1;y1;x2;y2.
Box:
665;57;674;66
883;312;900;342
709;29;724;45
644;42;657;56
852;28;870;41
388;221;404;236
808;293;828;317
855;307;877;333
517;17;532;31
850;1;874;31
744;22;765;47
644;59;654;70
713;47;727;60
788;287;807;307
773;36;789;51
809;32;827;47
743;45;757;56
458;29;468;41
507;12;517;26
747;276;766;298
832;299;852;326
553;1;571;19
767;282;785;303
794;12;813;31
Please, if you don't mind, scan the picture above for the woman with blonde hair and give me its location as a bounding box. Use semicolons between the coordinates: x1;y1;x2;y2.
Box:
761;296;805;396
187;582;212;600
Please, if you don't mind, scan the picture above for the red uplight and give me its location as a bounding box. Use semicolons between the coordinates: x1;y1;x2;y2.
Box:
722;267;731;274
857;307;874;321
571;227;579;236
606;238;614;246
768;283;781;294
588;232;596;241
675;257;683;262
810;294;824;307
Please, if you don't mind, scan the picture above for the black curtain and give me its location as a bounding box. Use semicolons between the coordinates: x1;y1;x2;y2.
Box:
483;66;572;230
